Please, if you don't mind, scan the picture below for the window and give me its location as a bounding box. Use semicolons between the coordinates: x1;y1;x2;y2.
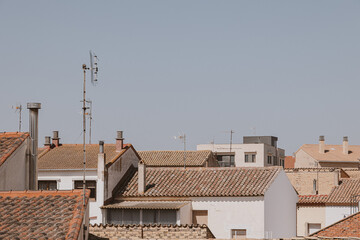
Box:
38;180;57;190
273;156;278;165
74;180;96;200
244;153;256;163
107;209;177;225
307;223;321;235
267;155;272;164
216;154;235;167
231;229;246;239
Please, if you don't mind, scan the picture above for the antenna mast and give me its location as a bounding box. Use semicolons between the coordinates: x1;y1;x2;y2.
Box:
13;104;22;132
229;130;234;153
175;133;187;169
86;99;93;144
81;51;99;209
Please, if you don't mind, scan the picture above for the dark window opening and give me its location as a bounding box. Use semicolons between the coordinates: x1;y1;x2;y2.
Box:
74;180;96;200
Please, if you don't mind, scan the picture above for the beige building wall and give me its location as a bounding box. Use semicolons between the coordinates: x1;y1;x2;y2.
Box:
294;149;317;168
286;170;339;195
297;206;326;237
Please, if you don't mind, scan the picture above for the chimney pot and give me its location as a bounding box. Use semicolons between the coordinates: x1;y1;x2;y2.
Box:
116;131;124;152
99;140;104;154
52;131;60;147
319;135;325;154
343;136;349;155
44;136;51;149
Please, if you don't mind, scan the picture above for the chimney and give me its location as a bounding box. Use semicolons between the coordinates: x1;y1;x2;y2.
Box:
343;136;349;155
138;160;146;194
44;136;51;149
27;102;41;190
319;135;325;154
116;131;124;152
334;169;340;187
52;131;60;147
97;141;107;204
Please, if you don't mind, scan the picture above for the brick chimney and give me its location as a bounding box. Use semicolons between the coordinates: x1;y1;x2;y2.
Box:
319;135;325;154
343;136;349;155
52;131;60;147
116;131;124;152
138;160;146;194
44;136;51;149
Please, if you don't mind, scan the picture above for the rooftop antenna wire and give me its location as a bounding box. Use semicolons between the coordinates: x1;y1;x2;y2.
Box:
12;104;22;132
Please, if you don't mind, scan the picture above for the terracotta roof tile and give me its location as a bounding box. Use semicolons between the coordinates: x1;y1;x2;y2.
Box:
0;190;90;240
298;195;328;204
326;179;360;204
138;150;216;167
300;144;360;162
38;144;132;169
117;167;281;197
311;210;360;237
284;156;295;168
0;132;29;167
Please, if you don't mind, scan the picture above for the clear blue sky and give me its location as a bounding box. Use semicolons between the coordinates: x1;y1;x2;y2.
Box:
1;1;360;154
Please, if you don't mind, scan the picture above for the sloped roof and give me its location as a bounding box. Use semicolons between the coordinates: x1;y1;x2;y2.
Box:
344;169;360;178
38;144;134;169
117;167;282;197
0;190;89;240
299;144;360;162
298;195;328;204
326;179;360;204
311;210;360;238
284;156;295;168
138;150;214;167
102;201;190;209
0;132;29;167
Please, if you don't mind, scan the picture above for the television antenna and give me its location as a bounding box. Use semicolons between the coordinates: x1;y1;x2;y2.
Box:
85;99;93;144
225;130;235;153
174;132;186;169
12;104;22;132
81;50;99;208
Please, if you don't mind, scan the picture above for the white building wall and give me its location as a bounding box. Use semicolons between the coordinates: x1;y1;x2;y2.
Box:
297;206;326;236
264;170;298;238
0;139;28;190
38;170;101;224
197;143;285;167
179;203;192;224
325;206;351;226
191;196;264;239
294;149;317;168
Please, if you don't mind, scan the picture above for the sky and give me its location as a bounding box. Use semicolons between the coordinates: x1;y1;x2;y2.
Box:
1;1;360;154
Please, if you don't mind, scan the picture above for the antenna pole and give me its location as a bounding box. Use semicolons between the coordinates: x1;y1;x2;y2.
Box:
86;100;93;144
82;64;88;207
230;130;234;153
183;134;186;169
19;105;22;132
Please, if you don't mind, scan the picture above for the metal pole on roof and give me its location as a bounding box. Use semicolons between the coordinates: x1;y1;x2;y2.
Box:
82;64;88;207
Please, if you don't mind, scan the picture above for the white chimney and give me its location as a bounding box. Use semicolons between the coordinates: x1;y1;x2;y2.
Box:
138;160;146;194
116;131;124;152
27;102;41;190
97;141;107;205
343;136;349;155
319;136;325;154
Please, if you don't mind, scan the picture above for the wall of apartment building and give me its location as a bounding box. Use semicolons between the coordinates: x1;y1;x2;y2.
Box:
285;170;338;195
107;148;139;198
0;139;28;190
264;171;298;239
294;149;317;168
191;196;265;239
297;206;326;237
325;206;351;226
89;224;213;239
38;169;101;224
197;143;285;167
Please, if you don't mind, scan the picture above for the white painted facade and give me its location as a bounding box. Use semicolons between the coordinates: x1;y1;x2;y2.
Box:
38;147;139;224
197;143;285;167
0;138;29;191
325;206;352;226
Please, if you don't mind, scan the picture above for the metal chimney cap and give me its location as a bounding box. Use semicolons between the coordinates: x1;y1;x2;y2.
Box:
117;131;124;140
343;136;349;141
44;136;51;145
319;136;325;141
27;102;41;109
99;140;105;153
52;131;59;139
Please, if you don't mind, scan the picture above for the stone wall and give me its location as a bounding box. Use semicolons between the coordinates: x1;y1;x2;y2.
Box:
89;224;214;240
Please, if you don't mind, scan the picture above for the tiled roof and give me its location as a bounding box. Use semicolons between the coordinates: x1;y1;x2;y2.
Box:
326;179;360;204
38;144;133;169
284;156;295;168
102;201;190;209
0;190;90;240
298;195;328;204
311;210;360;238
344;169;360;178
299;144;360;162
0;132;29;167
138;150;216;167
116;167;281;197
